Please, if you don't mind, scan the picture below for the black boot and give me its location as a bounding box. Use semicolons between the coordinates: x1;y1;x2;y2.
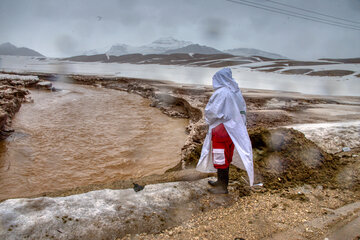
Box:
208;169;220;186
208;168;229;194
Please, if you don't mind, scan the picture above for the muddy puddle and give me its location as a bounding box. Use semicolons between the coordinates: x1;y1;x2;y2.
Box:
0;80;188;200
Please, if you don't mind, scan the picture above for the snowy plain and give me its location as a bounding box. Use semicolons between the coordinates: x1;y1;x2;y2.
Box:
0;55;359;96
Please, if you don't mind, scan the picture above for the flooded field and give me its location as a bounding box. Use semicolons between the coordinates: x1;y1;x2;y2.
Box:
0;80;188;200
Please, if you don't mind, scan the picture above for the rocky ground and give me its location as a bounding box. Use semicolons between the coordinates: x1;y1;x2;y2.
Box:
120;147;360;240
0;72;360;239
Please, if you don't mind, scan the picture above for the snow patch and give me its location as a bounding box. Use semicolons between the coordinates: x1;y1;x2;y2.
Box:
0;179;209;240
0;56;359;96
0;73;38;81
286;121;360;153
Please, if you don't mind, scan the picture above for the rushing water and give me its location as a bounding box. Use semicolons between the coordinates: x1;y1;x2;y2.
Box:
0;81;188;200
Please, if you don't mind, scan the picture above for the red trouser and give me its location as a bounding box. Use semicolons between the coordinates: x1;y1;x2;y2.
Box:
212;123;234;169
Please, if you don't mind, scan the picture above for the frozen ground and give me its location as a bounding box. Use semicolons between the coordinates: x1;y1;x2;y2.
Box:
0;73;38;81
286;121;360;153
0;56;359;96
0;179;209;240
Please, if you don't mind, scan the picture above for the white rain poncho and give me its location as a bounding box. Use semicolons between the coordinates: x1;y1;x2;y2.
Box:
196;68;254;186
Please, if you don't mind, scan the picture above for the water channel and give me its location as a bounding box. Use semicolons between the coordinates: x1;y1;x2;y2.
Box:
0;80;188;200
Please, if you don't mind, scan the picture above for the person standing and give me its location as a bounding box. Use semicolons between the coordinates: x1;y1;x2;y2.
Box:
196;68;253;194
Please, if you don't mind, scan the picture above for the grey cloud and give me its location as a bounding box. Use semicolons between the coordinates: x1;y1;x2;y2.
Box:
0;0;359;59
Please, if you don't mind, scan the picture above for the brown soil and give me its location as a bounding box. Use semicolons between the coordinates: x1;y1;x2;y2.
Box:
246;110;292;129
307;70;355;77
183;127;343;191
121;147;360;240
281;68;313;75
205;60;252;68
251;60;335;70
251;63;287;69
248;128;340;189
253;56;281;61
0;73;55;139
258;67;283;72
129;186;360;240
319;57;360;64
276;60;337;67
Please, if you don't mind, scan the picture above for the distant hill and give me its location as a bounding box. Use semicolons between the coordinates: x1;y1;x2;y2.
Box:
319;58;360;64
80;38;286;59
224;48;286;59
0;42;44;56
165;44;224;55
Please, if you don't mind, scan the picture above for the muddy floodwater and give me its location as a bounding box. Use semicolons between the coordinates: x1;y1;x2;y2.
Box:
0;81;188;200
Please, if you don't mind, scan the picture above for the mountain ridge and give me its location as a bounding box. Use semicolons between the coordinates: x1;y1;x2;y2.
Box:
224;48;286;59
79;37;286;59
164;44;224;55
106;37;193;56
0;42;44;57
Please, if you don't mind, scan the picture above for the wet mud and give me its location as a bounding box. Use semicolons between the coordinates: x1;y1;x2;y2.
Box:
0;77;33;139
231;127;340;190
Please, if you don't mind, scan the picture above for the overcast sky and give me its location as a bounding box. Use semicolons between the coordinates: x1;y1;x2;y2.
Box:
0;0;359;59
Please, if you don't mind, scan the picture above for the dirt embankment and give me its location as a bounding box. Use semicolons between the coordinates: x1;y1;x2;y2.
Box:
238;128;342;189
0;77;34;139
0;73;55;139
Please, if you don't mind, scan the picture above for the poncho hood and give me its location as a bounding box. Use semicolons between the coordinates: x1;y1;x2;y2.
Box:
212;67;240;92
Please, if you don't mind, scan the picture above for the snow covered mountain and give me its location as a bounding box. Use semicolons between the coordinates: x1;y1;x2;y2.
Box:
82;46;112;56
0;42;44;57
106;44;136;56
224;48;286;59
106;37;193;56
79;38;286;59
165;44;224;55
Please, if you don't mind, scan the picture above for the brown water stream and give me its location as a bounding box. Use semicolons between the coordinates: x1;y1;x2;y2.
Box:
0;81;188;200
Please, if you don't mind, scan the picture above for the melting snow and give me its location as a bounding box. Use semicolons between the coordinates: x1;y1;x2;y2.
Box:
0;56;359;96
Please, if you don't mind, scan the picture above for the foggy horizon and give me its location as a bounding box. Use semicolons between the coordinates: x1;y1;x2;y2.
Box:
1;0;360;60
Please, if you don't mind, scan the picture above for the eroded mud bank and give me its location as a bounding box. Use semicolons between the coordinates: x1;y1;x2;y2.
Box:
0;73;54;139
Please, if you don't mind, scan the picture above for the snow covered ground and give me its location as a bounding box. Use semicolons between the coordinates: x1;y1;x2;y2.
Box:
0;56;359;96
286;121;360;153
0;179;209;240
0;73;38;81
